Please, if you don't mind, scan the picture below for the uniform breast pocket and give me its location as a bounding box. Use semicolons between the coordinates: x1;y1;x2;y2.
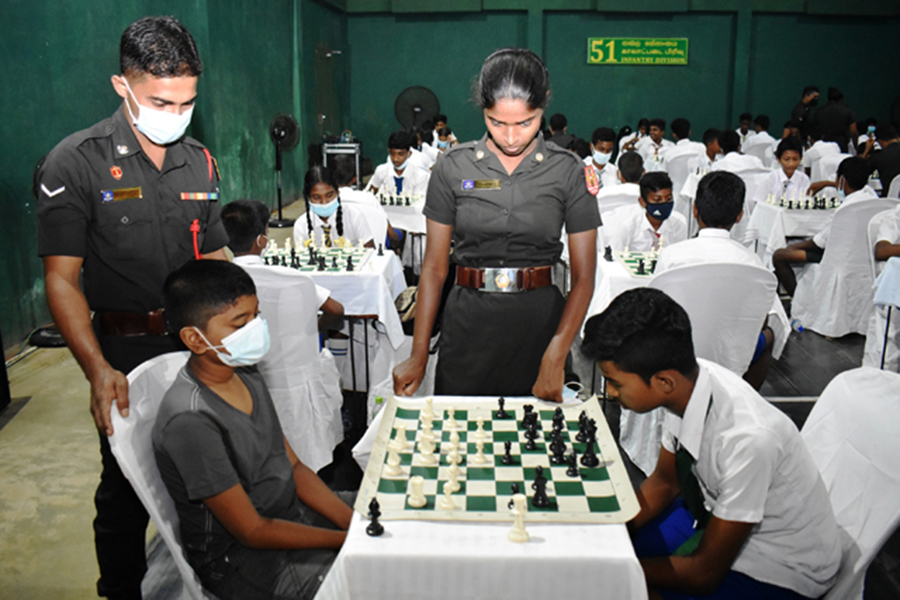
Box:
96;199;154;262
455;193;504;238
165;198;212;256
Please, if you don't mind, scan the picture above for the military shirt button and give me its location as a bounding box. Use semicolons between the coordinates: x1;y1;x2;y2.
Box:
535;152;544;162
475;150;485;160
503;209;510;215
121;216;129;224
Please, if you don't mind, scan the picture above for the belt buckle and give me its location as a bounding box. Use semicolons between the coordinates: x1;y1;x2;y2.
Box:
482;267;520;293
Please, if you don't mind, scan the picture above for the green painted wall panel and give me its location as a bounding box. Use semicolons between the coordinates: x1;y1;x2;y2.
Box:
347;11;527;159
543;11;736;142
393;0;482;12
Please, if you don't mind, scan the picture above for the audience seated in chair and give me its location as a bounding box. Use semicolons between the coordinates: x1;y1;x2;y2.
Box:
603;171;687;253
863;205;900;370
759;137;810;206
583;127;620;191
710;130;765;173
595;150;644;216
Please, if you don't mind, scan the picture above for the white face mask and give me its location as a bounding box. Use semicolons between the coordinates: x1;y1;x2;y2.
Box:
592;149;611;166
122;77;194;145
194;316;270;367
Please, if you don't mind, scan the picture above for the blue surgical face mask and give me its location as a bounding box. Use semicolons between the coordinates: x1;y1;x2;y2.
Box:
195;316;270;367
436;140;449;149
310;198;339;219
592;149;611;166
836;177;847;199
868;125;876;134
646;200;674;221
122;77;193;145
392;156;409;172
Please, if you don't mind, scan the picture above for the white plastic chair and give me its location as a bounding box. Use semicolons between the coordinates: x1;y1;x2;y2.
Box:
664;153;696;212
337;199;388;249
742;140;774;168
109;351;218;600
887;174;900;199
243;265;344;472
792;198;900;337
801;367;900;600
809;144;843;182
816;153;852;184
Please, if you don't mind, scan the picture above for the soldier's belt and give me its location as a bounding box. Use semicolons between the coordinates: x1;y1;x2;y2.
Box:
96;309;167;337
456;265;553;293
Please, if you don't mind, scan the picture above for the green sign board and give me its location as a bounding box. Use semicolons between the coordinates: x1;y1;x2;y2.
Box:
587;38;689;66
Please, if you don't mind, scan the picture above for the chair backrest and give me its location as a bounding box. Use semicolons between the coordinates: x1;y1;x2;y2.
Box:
242;265;343;472
665;153;696;206
108;352;214;600
817;152;852;183
887;174;900;199
332;198;389;248
742;141;772;168
801;367;900;600
809;145;843;182
822;199;900;273
649;262;776;374
867;207;899;278
596;189;640;220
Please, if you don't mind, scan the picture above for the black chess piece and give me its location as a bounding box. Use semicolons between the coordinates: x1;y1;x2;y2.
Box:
580;438;600;468
524;422;538;441
524;433;537;452
521;404;534;428
389;196;395;206
550;441;567;465
317;256;326;272
637;258;646;275
501;440;515;465
650;259;658;273
263;256;270;265
604;245;614;262
308;249;317;265
566;451;580;477
508;482;521;508
332;256;338;268
532;465;547;488
377;243;384;256
280;255;287;267
346;256;354;271
496;396;509;419
531;475;550;508
366;498;384;536
405;196;410;206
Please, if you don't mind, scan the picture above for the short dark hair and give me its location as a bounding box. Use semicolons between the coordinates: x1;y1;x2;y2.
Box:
618;151;644;183
120;16;202;78
754;114;770;131
718;130;741;154
802;85;819;97
695;172;745;228
875;124;899;142
582;288;698;385
332;154;357;187
670;118;690;140
837;156;872;191
637;118;650;130
221;200;270;254
592;127;616;145
473;47;550;111
437;126;452;138
388;130;411;151
775;136;804;159
827;87;843;102
701;128;720;146
434;114;448;124
639;172;673;201
568;137;591;159
739;112;753;123
649;118;666;131
163;260;256;333
549;113;568;131
807;123;822;141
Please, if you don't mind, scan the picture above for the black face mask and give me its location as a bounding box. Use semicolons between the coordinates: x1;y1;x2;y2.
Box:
808;98;819;108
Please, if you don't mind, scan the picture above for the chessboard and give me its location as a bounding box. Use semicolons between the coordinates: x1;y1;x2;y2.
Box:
263;246;374;272
615;251;658;278
354;396;640;524
766;195;841;210
378;193;424;208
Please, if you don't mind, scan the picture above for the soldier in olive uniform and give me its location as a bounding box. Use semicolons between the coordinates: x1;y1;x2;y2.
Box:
36;17;227;599
393;48;600;402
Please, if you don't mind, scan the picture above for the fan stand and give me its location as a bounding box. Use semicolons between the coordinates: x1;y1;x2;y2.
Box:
270;137;293;228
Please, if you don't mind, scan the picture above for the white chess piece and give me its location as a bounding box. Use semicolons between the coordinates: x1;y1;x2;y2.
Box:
407;475;427;508
438;481;458;510
422;397;435;419
447;447;462;465
384;445;403;477
473;417;489;441
419;438;438;465
449;428;460;449
393;424;410;450
284;237;292;253
470;439;489;465
445;408;458;430
420;419;435;444
447;464;461;493
508;493;529;543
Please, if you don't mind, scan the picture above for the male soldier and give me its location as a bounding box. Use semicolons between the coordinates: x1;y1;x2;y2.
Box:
36;16;227;599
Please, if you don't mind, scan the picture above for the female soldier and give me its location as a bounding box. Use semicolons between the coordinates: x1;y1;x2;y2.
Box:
393;48;599;401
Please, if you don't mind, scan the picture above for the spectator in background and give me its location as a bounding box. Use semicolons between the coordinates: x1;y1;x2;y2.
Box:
791;85;820;139
864;125;900;192
735;112;755;148
547;113;574;148
810;87;857;152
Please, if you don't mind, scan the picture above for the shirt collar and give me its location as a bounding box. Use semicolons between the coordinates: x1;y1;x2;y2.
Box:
233;254;263;266
848;186;879;202
473;133;547;175
676;363;712;458
698;228;731;239
110;104;188;171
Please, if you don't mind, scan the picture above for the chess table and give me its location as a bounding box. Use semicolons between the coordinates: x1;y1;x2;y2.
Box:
744;200;837;268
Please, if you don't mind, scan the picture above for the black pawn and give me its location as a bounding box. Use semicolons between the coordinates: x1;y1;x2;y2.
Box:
280;255;287;267
317;256;326;271
532;465;547;488
366;498;384;537
332;256;338;268
508;483;521;508
308;249;317;265
637;258;646;275
501;440;515;465
650;259;658;273
377;243;384;256
405;196;410;206
604;245;614;262
346;256;354;271
496;396;509;419
566;451;580;477
263;256;270;265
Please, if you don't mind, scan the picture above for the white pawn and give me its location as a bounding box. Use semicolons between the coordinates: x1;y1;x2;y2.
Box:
384;445;403;477
444;408;458;430
408;475;427;508
420;419;435;445
470;439;489;465
447;447;463;465
419;439;438;465
393;424;410;451
284;237;292;254
449;428;460;450
508;493;530;543
473;417;489;441
439;481;458;510
447;463;461;493
422;397;436;419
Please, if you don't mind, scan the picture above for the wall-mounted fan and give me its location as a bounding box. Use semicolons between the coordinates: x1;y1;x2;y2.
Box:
269;113;300;228
394;86;440;130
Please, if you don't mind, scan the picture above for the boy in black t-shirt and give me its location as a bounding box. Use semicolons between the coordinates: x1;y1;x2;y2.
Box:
153;260;353;600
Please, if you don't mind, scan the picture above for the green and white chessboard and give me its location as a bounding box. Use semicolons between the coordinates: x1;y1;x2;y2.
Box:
265;246;373;272
616;251;658;278
355;396;639;523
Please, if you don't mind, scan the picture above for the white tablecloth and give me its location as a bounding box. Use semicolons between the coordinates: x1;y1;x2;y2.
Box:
583;257;648;335
310;253;406;349
744;202;835;268
315;395;648;600
383;202;427;234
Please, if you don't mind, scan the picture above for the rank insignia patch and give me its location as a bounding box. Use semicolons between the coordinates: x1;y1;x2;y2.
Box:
110;165;123;180
462;180;475;191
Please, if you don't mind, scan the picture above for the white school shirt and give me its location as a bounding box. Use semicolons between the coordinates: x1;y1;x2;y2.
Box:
661;360;841;598
636;137;674;167
687;152;718;174
618;131;642;152
367;161;430;197
432;128;458;144
802;140;841;168
742;131;777;164
337;186;380;208
735;127;756;149
603;203;688;252
582;155;620;190
661;138;706;163
764;168;811;203
812;185;879;248
233;254;330;308
710;151;765;173
292;202;374;248
874;205;900;275
420;143;440;164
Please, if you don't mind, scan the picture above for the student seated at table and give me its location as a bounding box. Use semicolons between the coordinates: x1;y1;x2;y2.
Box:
772;156;877;295
595;150;643;209
366;130;430;198
435;126;455;154
407;127;436;171
761;137;810;204
741;115;777;166
710;130;764;173
687;129;721;174
294;165;375;249
222;199;344;333
604;171;687;252
153;259;354;600
620;118;650;153
801;124;840;174
637;118;674;169
582;287;841;600
656;171;777;390
661;118;706;165
432;113;458;146
584;127;620;190
735;112;755;149
331;154;403;250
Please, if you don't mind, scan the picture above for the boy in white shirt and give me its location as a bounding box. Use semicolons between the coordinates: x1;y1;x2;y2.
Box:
582;288;841;600
595;151;644;213
773;156;877;295
735;112;756;148
687;129;721;174
802;124;841;173
711;130;764;173
583;127;620;192
741;115;777;166
366;130;431;198
432;114;458;145
620;118;649;153
637;118;674;169
762;137;810;205
604;171;687;252
661;118;706;165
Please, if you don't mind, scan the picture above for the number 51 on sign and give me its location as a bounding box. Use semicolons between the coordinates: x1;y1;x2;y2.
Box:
587;38;689;66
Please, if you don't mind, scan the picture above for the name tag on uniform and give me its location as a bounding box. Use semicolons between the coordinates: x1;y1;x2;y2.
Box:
101;187;142;202
461;179;502;191
180;192;219;201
